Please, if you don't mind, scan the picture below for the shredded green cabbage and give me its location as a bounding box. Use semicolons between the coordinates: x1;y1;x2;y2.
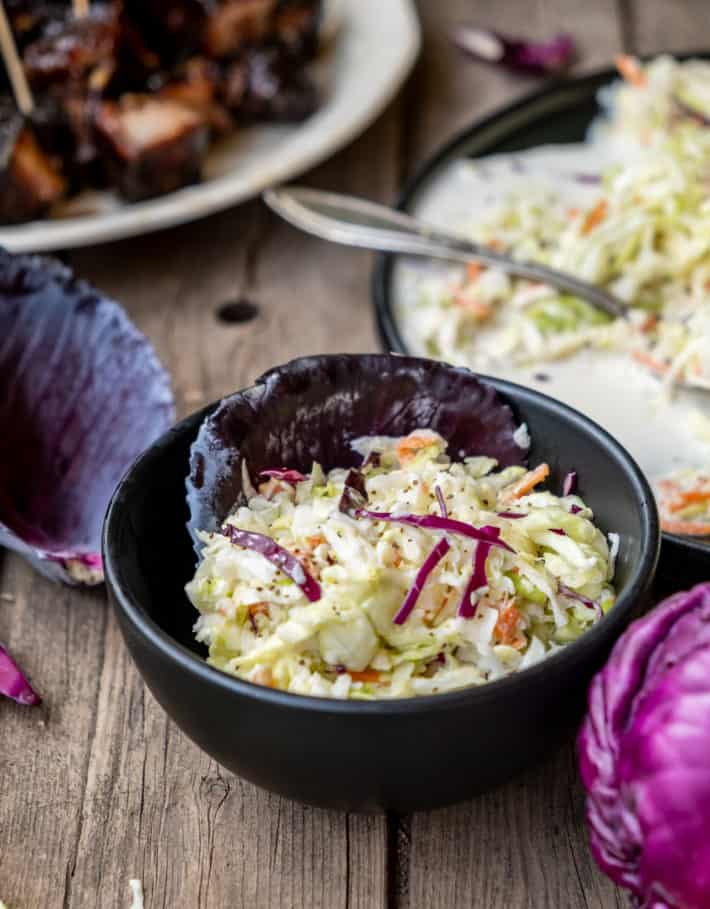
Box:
187;431;616;699
410;56;710;390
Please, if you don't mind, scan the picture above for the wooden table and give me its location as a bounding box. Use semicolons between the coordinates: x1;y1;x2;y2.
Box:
1;2;705;906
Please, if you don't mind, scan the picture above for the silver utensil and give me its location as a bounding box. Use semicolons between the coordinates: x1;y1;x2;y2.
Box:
263;186;628;320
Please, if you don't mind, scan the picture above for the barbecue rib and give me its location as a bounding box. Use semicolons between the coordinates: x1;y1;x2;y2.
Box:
0;0;322;223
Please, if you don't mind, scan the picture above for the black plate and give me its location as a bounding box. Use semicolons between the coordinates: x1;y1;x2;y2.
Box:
372;62;710;579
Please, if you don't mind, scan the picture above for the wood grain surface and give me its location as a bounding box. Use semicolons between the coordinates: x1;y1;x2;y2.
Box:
0;1;705;907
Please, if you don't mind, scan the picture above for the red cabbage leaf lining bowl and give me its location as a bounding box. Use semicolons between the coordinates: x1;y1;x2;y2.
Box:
0;248;174;585
186;354;528;545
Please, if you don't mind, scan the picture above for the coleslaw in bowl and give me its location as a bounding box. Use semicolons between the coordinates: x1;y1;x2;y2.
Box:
188;429;617;699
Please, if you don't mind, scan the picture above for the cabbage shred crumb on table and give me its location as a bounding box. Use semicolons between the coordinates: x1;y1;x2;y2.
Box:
187;430;616;699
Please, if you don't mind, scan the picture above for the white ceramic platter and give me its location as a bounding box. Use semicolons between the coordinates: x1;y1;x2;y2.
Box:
0;0;420;252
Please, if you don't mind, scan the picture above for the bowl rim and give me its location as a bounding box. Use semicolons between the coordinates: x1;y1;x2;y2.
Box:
371;55;710;560
104;356;660;715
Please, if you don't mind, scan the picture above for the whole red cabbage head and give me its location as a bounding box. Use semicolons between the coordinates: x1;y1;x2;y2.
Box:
578;583;710;909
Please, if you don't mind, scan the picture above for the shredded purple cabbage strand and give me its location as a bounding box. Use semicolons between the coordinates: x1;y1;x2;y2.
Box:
434;485;448;518
354;511;512;623
354;510;514;552
260;469;307;484
220;524;321;602
458;532;497;618
559;583;602;621
393;538;451;625
563;471;578;496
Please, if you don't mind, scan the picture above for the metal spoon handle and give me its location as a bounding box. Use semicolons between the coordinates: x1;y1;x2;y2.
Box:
264;186;627;320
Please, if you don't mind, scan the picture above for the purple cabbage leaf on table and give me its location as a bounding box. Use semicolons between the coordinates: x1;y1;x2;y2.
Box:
450;26;576;75
0;249;174;585
186;354;528;549
578;582;710;909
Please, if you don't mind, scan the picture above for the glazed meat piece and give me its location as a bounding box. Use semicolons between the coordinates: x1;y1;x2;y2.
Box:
273;0;321;60
126;0;320;62
158;57;231;132
23;6;119;89
203;0;277;58
122;0;209;61
20;5;160;184
94;94;209;200
0;107;65;223
223;45;317;121
23;4;160;95
6;1;69;51
204;0;321;59
0;0;323;222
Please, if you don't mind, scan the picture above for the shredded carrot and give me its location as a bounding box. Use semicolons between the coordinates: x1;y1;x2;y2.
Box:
397;434;434;465
615;54;646;87
454;293;491;320
666;488;710;512
581;199;608;235
349;669;382;683
632;350;670;376
290;547;321;580
567;207;580;219
493;602;525;649
500;463;550;503
258;478;287;498
487;238;504;251
251;667;274;687
249;602;270;619
424;589;453;625
640;314;658;334
306;535;326;549
660;518;710;536
467;261;484;282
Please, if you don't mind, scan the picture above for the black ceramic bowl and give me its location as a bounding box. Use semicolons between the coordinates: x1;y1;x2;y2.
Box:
104;355;659;813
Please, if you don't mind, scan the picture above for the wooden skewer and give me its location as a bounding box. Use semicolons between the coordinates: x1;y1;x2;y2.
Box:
73;0;90;16
0;1;33;116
